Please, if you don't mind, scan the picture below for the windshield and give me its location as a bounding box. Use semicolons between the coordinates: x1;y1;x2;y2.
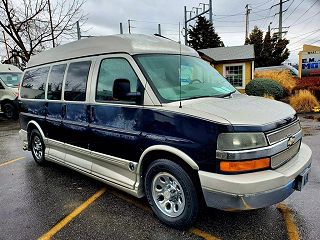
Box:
135;54;236;102
0;72;22;87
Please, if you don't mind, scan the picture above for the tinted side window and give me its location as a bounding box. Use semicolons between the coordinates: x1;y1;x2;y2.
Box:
47;64;66;100
96;58;139;102
20;67;50;99
64;61;91;101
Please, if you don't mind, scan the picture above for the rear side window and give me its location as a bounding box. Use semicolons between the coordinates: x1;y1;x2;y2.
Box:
47;64;66;100
20;67;50;99
64;61;91;101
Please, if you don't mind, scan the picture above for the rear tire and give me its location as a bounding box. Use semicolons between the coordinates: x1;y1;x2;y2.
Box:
144;159;199;229
3;102;17;120
30;129;46;165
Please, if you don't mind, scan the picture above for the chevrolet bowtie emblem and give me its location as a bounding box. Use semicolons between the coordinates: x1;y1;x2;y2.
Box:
287;136;295;147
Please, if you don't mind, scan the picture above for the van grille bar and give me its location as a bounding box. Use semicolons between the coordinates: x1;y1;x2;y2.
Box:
266;121;301;145
271;140;301;168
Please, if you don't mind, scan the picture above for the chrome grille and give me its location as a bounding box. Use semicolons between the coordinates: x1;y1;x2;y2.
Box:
271;141;300;168
266;121;301;145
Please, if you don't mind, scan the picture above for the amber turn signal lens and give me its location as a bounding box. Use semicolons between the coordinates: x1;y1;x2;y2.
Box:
220;158;270;173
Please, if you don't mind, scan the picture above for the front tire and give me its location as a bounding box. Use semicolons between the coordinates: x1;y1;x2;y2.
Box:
144;159;199;229
30;129;46;165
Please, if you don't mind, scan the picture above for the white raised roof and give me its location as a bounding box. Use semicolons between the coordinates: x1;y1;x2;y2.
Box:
27;34;199;68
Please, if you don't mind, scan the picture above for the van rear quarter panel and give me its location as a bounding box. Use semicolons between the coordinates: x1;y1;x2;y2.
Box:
19;100;47;132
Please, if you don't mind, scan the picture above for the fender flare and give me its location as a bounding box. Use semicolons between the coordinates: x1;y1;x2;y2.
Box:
27;120;46;142
136;145;199;176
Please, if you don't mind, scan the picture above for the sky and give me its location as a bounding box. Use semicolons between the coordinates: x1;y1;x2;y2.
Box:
2;0;320;63
81;0;320;63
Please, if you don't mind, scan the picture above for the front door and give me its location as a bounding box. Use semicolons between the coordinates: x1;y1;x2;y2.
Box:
89;56;144;188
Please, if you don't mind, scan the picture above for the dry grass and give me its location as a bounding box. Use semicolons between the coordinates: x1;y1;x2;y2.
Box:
263;94;275;100
289;90;320;113
255;70;296;94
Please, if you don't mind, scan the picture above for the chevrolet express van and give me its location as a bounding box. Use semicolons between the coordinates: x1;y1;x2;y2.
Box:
0;64;22;119
19;34;312;229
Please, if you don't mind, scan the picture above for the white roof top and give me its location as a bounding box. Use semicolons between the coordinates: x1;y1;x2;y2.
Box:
27;34;199;68
0;64;22;72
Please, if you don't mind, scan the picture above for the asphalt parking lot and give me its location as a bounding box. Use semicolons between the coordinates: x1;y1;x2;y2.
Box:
0;114;319;240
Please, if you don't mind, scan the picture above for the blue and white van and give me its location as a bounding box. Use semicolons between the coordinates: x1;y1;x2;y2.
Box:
19;34;312;229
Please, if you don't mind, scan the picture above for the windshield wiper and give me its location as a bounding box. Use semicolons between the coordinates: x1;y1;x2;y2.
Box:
215;90;236;98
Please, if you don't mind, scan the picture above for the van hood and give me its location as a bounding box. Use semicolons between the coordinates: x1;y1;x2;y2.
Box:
164;94;296;127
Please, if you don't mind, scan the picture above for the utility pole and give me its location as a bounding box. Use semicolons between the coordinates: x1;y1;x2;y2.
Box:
209;0;213;23
245;4;251;41
184;0;213;45
158;24;161;35
271;0;289;39
128;19;131;34
279;0;283;39
120;22;123;34
2;31;10;60
47;0;55;47
76;21;81;40
268;22;272;33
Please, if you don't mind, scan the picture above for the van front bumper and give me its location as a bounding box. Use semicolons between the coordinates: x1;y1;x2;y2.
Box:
199;142;312;210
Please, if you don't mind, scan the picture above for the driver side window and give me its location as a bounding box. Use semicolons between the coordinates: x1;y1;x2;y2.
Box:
96;58;140;103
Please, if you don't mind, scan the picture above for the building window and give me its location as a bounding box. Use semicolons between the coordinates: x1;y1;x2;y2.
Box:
224;65;244;88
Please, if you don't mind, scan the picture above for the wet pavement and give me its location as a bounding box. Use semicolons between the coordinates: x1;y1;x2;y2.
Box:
0;113;319;240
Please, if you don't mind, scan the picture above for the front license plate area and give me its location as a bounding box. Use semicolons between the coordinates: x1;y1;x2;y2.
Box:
294;167;311;191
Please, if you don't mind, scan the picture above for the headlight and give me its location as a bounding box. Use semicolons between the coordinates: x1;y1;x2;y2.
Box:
217;133;268;151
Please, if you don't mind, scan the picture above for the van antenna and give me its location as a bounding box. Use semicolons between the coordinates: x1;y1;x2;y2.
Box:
178;22;182;109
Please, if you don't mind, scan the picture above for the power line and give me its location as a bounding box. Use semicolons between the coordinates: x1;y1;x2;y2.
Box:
289;9;320;27
214;15;275;22
288;28;320;39
283;0;306;23
288;0;318;27
249;0;274;8
283;0;295;14
310;39;320;45
289;31;320;45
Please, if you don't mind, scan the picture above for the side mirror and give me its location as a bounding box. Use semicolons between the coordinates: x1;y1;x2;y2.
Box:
113;79;141;101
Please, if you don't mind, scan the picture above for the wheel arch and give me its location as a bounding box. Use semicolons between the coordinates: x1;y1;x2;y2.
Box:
136;145;205;205
27;120;46;148
137;145;199;177
136;145;200;194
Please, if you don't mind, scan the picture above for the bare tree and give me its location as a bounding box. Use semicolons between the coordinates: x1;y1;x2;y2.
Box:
0;0;86;64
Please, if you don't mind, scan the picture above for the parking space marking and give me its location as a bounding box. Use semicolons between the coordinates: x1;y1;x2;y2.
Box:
0;157;25;167
190;228;220;240
38;187;107;240
109;189;221;240
277;203;300;240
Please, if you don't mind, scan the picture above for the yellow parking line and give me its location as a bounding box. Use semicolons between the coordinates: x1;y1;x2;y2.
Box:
190;227;221;240
38;187;107;240
0;157;25;167
277;203;300;240
109;189;220;240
